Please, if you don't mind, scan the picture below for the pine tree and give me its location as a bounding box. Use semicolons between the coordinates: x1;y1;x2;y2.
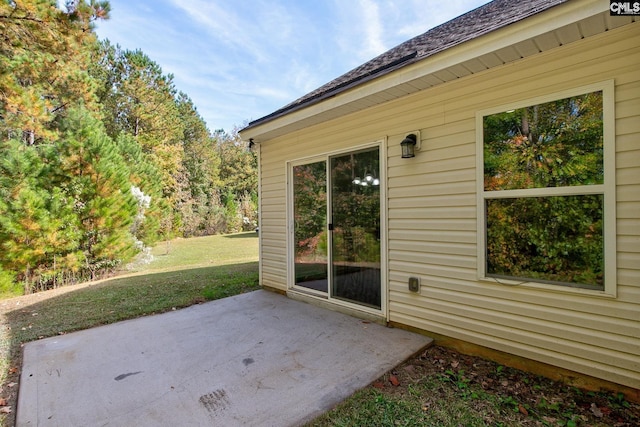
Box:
0;139;83;292
0;0;109;143
50;108;138;278
92;41;187;234
114;133;164;244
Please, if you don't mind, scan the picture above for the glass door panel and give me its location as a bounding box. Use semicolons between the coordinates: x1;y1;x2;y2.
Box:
330;148;381;308
293;161;328;292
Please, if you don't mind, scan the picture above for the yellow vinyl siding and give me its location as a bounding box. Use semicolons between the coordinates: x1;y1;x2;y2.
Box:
616;74;640;316
257;148;287;291
391;297;639;371
257;21;640;388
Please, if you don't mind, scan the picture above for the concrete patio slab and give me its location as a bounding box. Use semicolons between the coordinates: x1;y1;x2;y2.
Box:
17;290;432;426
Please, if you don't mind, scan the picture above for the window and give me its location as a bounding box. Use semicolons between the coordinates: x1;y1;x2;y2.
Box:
477;82;615;293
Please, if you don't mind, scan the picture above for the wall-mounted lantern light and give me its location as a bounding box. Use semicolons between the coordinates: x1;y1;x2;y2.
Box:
248;138;257;152
400;133;420;158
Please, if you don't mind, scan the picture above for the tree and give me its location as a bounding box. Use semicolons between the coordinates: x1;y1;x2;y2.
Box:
92;42;189;234
50;108;139;280
175;93;223;236
0;1;260;295
94;42;183;148
114;133;164;244
177;93;221;203
0;0;109;143
0;139;83;292
217;129;257;197
217;129;258;232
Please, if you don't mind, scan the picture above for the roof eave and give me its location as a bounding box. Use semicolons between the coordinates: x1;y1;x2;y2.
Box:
239;0;609;142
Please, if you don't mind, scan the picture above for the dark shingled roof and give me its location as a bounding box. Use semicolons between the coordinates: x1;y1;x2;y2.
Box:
246;0;567;129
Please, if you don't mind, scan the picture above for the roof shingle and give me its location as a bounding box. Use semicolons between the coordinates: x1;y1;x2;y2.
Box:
246;0;567;129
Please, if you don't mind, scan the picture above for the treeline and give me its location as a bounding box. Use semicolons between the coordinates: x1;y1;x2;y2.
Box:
0;1;257;295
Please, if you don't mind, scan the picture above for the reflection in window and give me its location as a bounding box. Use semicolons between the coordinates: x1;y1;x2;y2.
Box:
331;148;381;308
482;91;605;290
293;161;327;291
484;91;603;191
486;196;603;288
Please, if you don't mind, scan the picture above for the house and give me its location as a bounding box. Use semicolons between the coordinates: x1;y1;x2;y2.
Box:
239;0;639;398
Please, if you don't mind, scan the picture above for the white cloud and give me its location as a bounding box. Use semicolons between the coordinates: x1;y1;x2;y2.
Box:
165;0;269;63
358;0;386;57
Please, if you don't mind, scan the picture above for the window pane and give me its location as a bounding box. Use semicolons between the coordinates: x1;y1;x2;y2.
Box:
293;161;328;291
484;91;603;191
330;148;381;308
486;195;603;289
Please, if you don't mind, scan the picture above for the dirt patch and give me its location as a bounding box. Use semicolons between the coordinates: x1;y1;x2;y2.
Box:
372;345;639;426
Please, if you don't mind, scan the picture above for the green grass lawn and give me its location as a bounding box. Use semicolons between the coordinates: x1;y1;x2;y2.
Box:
131;232;259;273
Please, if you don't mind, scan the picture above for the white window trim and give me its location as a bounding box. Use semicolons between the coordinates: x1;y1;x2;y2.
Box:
475;80;616;297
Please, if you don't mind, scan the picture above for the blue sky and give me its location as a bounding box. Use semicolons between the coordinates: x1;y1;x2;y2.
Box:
94;0;488;133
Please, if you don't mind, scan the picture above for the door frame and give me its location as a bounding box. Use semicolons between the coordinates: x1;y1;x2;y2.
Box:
286;140;387;319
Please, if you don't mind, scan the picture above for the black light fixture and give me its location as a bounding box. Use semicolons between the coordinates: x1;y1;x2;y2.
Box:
400;133;417;158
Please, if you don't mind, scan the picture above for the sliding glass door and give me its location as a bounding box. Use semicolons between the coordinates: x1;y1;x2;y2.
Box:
291;146;381;310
